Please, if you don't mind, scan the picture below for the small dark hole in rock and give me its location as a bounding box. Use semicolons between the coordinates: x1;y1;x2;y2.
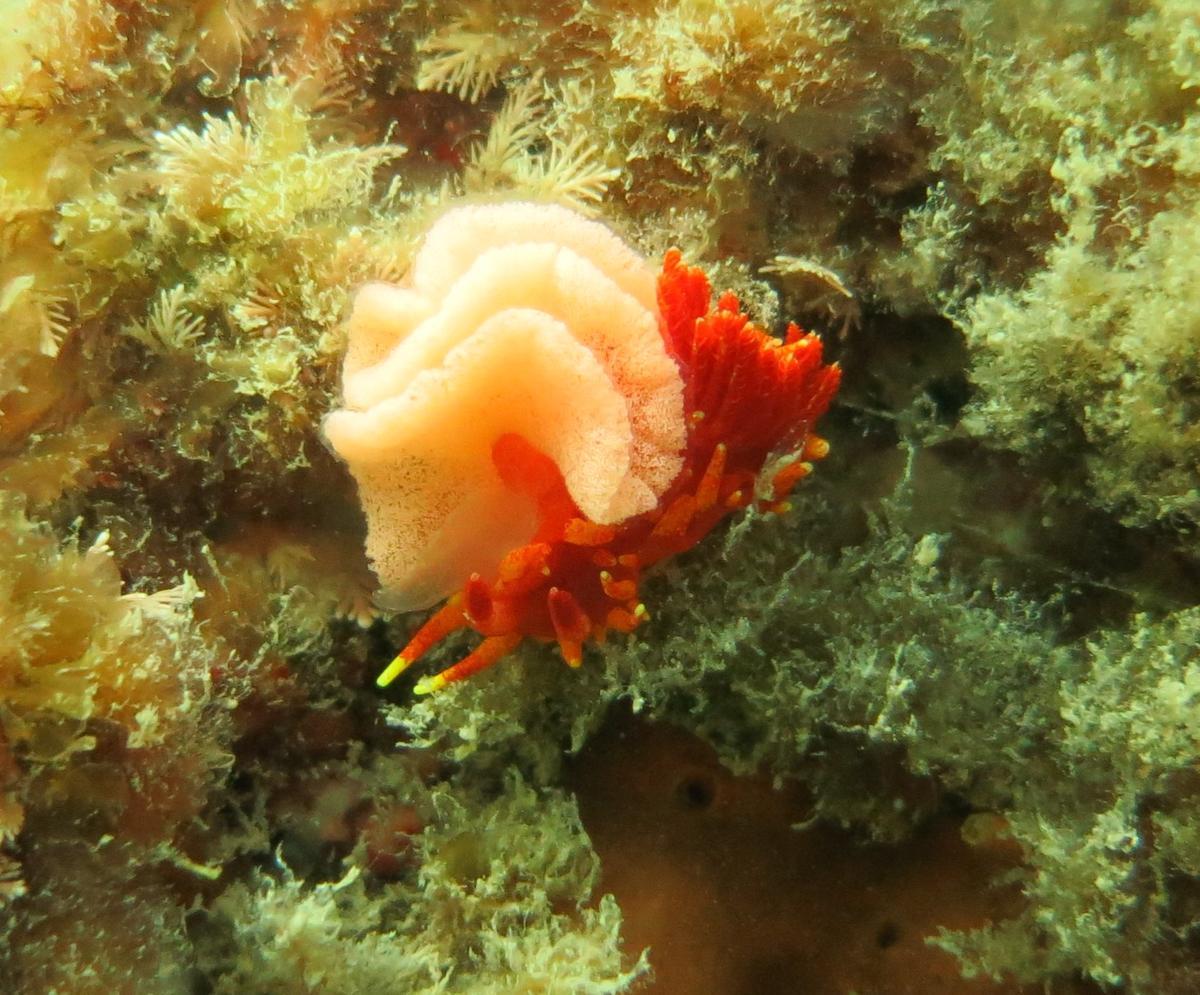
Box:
677;776;715;809
876;921;901;949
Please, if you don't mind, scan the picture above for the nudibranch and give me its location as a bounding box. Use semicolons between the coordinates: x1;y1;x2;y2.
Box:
323;203;840;694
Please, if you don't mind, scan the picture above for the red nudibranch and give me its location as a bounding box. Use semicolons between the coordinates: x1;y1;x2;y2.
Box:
324;205;840;695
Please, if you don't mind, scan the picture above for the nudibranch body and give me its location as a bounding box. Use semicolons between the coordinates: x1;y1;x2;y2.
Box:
323;203;840;694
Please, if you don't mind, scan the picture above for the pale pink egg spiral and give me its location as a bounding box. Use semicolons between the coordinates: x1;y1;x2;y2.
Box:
323;203;686;611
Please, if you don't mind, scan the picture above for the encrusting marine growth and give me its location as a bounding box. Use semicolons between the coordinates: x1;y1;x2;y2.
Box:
324;203;840;694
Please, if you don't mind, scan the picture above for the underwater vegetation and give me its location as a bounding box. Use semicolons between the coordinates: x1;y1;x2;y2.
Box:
2;0;1200;992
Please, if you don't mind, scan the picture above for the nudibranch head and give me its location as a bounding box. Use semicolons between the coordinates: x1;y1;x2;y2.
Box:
323;203;840;694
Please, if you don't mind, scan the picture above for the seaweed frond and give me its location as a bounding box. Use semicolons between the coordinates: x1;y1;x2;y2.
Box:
464;76;545;186
154;113;257;211
512;132;619;212
416;15;514;103
464;79;618;213
128;285;206;352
